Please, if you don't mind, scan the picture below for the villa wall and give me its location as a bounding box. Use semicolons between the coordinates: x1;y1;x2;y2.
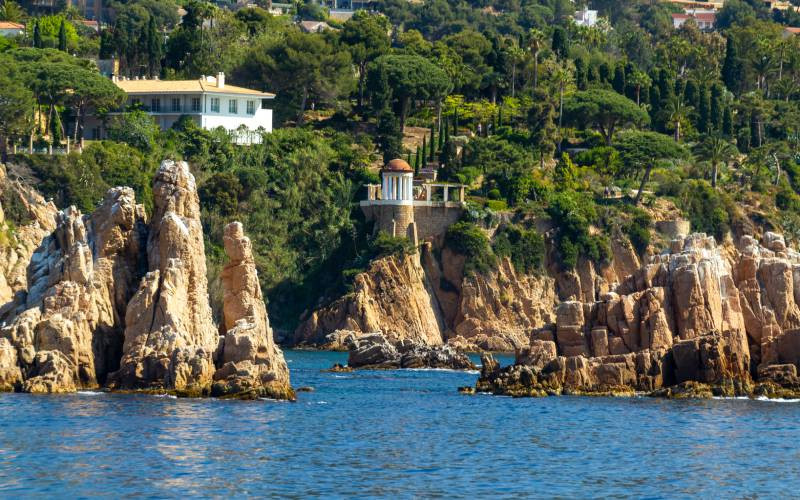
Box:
362;204;463;243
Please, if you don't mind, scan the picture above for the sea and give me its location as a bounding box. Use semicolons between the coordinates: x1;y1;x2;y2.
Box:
1;350;799;498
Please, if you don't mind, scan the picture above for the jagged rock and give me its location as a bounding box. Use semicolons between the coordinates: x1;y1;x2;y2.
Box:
345;332;476;370
0;338;22;391
211;222;293;400
321;329;358;351
0;187;146;392
112;160;217;394
476;233;800;398
294;253;445;347
0;164;58;306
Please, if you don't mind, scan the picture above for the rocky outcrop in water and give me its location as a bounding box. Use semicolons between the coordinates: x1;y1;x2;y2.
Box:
294;253;445;346
476;233;800;398
0;160;292;399
211;222;293;399
345;332;476;370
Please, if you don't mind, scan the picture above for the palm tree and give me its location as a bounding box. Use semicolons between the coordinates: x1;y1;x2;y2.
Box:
548;59;575;153
693;133;738;188
629;71;651;106
528;28;546;89
506;43;524;98
665;94;692;142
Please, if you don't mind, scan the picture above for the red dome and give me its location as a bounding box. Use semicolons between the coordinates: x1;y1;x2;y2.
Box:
383;158;414;172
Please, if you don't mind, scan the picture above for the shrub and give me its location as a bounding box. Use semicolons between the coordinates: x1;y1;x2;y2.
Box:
546;191;610;269
369;231;414;259
624;208;652;255
445;221;496;275
679;180;732;241
492;224;545;274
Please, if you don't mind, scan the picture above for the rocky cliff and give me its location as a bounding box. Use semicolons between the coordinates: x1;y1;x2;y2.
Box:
0;160;293;399
294;234;642;351
477;233;800;398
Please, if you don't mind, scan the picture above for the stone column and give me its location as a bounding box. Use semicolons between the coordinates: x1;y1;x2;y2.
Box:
444;186;449;203
426;184;431;202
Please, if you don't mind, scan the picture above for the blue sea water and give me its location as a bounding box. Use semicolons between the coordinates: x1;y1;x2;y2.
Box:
1;350;799;498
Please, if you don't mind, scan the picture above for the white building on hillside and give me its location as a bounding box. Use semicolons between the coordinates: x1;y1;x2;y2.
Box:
85;72;274;145
574;9;598;27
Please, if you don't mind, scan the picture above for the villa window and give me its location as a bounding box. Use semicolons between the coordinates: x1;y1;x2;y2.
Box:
246;100;256;115
191;98;201;112
211;98;220;112
171;98;181;112
229;99;238;114
151;98;160;112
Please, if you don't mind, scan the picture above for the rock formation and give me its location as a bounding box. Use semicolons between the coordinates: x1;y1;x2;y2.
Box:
110;160;218;394
294;252;445;346
345;332;476;370
0;160;293;399
0;165;58;307
211;222;293;400
476;233;800;398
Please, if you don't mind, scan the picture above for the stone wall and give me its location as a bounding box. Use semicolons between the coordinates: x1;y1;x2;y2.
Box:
413;205;462;241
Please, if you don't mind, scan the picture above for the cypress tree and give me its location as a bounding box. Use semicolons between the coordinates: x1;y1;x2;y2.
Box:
684;80;699;110
722;36;742;95
444;118;450;146
429;123;435;161
146;16;162;77
453;110;459;135
58;19;67;52
33;20;42;49
750;111;760;148
710;84;724;131
415;147;421;171
498;106;503;128
575;58;587;90
698;86;710;134
723;106;733;137
612;64;626;94
421;136;427;166
551;27;568;59
658;68;671;100
649;85;661;131
437;119;444;152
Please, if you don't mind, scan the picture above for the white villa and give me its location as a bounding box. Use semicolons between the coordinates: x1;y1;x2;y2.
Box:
85;72;274;145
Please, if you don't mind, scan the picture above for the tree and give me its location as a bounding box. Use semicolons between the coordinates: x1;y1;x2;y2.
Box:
341;11;390;111
58;19;67;52
368;54;452;132
236;30;355;125
107;110;160;152
552;26;568;60
145;16;163;77
722;36;743;95
33;20;42;48
693;133;739;188
629;71;651;106
563;89;649;146
616;130;689;204
528;28;546;88
0;1;24;22
0;66;34;160
664;94;692;142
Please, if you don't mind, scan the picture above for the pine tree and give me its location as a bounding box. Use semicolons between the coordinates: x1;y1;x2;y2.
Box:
58;19;67;52
722;36;742;95
33;21;42;49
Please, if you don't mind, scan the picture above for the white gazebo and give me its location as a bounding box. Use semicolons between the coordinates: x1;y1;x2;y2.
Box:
381;158;414;203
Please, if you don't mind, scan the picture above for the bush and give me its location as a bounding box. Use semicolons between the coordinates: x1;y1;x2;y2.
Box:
445;221;496;275
624;208;652;255
369;231;414;259
679;180;732;241
492;224;545;274
0;185;31;227
546;191;610;269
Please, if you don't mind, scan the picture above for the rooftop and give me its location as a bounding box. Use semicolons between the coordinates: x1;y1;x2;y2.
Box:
114;74;275;97
383;158;413;173
0;22;25;29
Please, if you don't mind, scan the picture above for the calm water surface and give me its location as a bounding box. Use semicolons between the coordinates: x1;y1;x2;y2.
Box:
1;350;799;497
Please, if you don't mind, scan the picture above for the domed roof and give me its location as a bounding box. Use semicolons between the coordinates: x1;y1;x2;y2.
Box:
383;158;413;173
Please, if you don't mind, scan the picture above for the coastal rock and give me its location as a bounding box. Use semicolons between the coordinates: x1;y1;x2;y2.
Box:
112;160;218;394
294;253;445;346
0;165;58;307
0;187;146;393
212;222;293;400
346;333;476;370
476;233;800;398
